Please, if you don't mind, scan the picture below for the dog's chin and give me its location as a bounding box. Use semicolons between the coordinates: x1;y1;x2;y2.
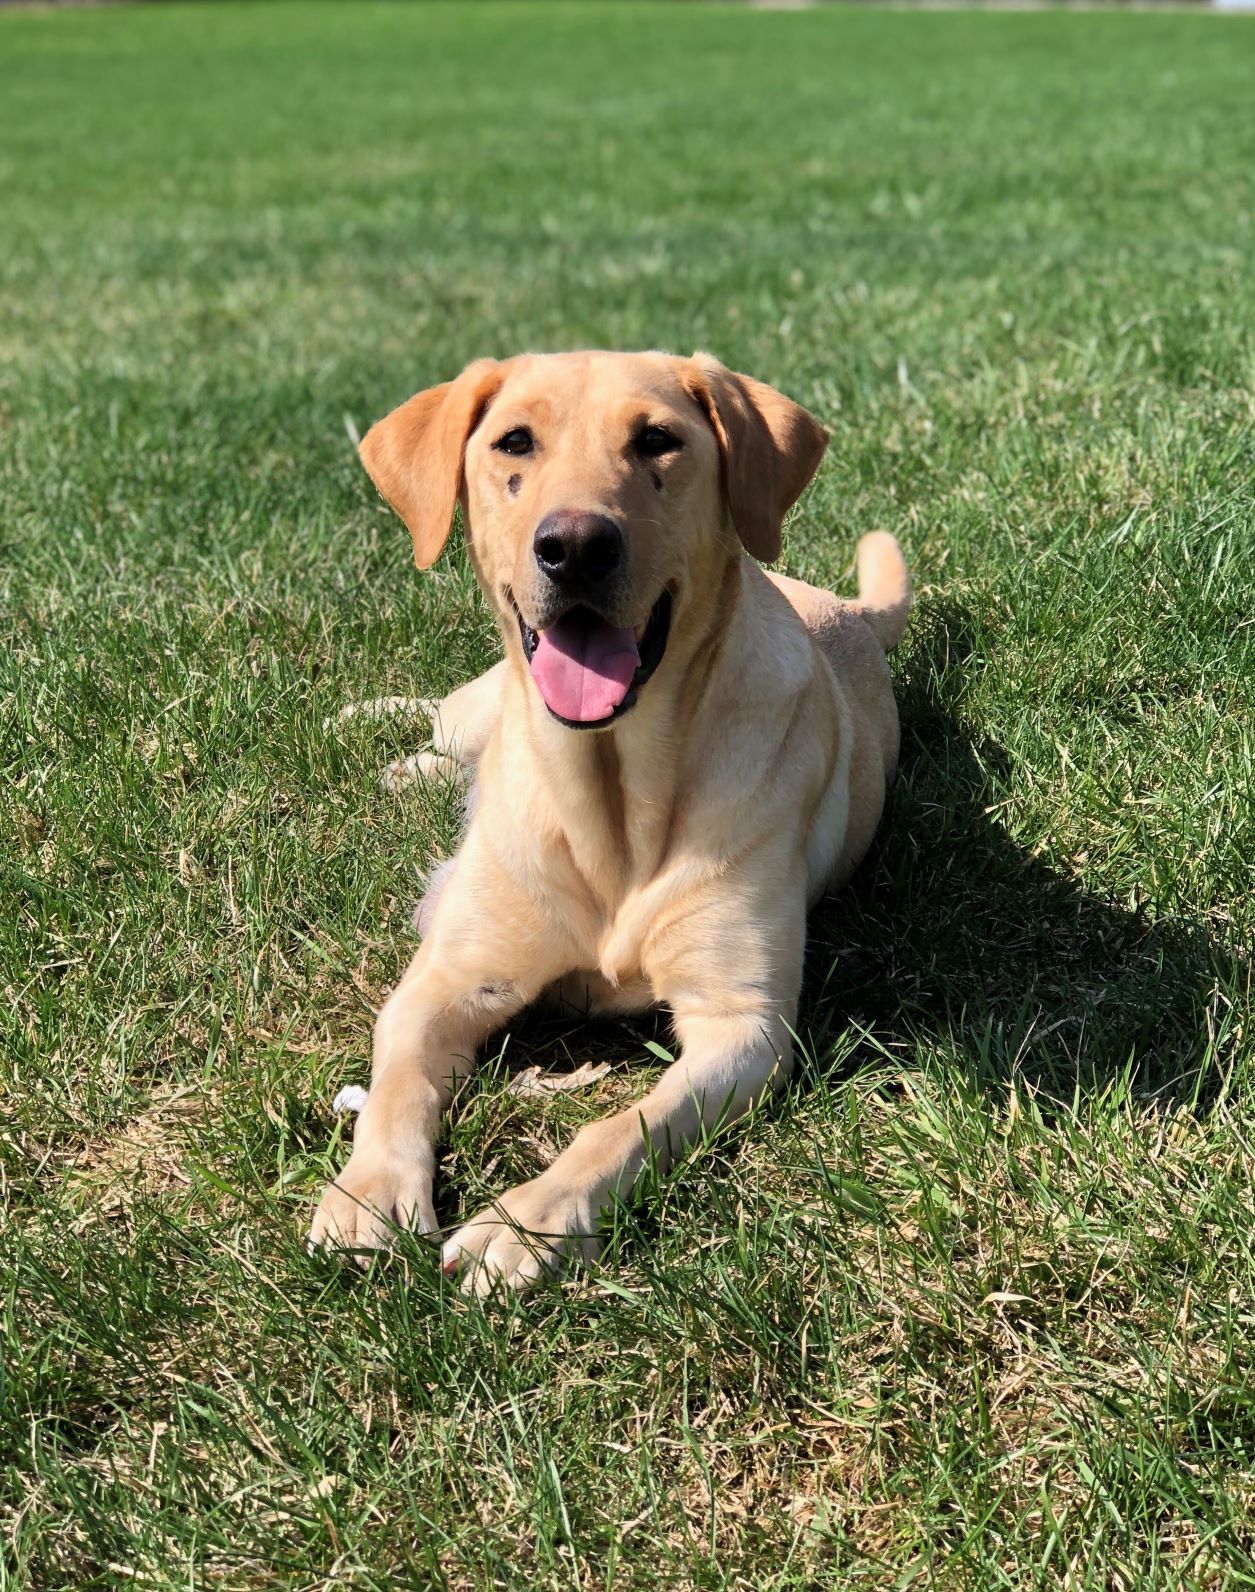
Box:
513;589;673;730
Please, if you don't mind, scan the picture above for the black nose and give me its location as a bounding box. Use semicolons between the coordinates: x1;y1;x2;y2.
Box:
533;511;624;587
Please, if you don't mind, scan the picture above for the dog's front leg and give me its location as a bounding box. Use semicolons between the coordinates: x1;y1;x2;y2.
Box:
442;877;806;1294
441;1005;795;1294
309;839;573;1257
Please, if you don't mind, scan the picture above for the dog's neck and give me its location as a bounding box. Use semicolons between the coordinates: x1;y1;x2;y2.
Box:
498;550;746;910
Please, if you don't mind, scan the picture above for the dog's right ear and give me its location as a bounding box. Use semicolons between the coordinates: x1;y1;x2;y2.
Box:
359;358;505;568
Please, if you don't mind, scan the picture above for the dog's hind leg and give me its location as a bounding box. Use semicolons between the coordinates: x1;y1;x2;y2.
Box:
382;660;507;792
427;660;506;768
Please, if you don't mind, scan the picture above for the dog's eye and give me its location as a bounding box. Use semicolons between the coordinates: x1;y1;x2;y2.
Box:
494;428;534;457
635;426;682;459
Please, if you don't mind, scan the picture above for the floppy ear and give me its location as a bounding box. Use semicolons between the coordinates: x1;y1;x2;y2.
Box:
358;358;504;568
684;353;828;562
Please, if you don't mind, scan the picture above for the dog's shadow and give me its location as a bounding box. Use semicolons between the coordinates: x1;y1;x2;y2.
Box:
451;596;1241;1228
803;599;1244;1107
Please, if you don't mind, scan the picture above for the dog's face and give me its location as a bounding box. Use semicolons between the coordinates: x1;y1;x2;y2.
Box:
360;351;827;729
463;353;725;727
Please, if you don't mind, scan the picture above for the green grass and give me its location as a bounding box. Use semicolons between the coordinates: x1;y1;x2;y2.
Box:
2;1;1254;1585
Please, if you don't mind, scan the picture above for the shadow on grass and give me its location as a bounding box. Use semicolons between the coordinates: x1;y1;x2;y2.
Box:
421;594;1243;1244
804;598;1246;1107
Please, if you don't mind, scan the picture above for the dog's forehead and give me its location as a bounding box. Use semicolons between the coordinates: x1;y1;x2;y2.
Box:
493;351;694;423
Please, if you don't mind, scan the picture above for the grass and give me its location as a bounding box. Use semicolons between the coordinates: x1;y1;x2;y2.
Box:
2;0;1254;1585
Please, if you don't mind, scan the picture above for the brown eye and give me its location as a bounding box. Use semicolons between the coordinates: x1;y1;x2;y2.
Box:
635;426;682;459
494;428;534;456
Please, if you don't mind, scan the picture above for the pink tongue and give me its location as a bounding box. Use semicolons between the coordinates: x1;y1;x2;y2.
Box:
530;612;640;723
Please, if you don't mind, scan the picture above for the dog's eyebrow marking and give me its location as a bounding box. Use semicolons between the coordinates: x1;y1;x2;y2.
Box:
507;473;522;496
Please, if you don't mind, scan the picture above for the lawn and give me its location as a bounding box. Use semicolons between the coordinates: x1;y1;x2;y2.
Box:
3;1;1254;1586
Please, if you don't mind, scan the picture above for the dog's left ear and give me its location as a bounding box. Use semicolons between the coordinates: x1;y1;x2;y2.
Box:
683;353;828;562
359;358;506;568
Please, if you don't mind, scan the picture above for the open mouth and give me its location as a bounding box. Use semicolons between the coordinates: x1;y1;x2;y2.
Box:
516;590;672;728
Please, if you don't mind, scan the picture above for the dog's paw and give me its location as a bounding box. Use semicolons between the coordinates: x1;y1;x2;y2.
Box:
308;1151;437;1264
440;1177;603;1297
381;749;462;794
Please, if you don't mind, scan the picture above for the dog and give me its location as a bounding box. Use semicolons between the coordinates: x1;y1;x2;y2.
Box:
309;350;911;1293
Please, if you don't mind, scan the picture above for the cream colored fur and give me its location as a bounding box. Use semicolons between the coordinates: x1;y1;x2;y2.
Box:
309;350;911;1294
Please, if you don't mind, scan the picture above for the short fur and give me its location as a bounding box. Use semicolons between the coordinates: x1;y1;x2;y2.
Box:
311;350;911;1293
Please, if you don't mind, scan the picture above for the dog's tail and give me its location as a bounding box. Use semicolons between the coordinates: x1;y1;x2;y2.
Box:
851;531;912;652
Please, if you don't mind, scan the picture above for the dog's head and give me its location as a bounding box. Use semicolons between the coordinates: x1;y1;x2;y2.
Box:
359;351;827;729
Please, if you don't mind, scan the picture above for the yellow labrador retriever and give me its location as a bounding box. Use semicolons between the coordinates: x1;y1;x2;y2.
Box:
310;350;911;1293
